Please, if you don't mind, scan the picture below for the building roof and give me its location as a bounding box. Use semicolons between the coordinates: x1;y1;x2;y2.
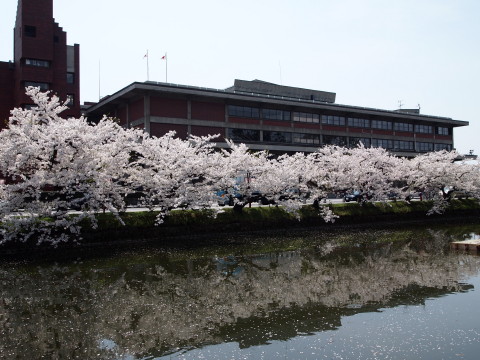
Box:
225;79;336;103
85;80;468;127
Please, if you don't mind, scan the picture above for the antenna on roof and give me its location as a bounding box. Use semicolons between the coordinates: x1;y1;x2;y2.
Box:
278;61;283;85
398;100;403;109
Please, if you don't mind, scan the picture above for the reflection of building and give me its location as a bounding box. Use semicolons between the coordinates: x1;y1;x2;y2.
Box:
0;0;80;124
85;79;468;156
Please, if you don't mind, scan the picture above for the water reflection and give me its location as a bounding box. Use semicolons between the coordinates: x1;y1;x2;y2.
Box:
1;225;480;359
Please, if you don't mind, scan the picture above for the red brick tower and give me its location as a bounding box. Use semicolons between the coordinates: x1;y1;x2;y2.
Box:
0;0;80;124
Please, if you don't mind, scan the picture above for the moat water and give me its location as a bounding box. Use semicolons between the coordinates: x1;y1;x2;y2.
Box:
1;224;480;359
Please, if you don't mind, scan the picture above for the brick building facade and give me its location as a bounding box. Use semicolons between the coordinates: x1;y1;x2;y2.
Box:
0;0;80;125
85;79;468;157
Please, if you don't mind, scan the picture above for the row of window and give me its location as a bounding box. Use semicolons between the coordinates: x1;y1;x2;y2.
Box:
24;81;49;91
321;115;345;126
227;106;450;135
25;58;50;68
263;108;291;121
348;117;370;128
434;143;453;151
293;112;319;123
437;126;450;135
229;105;293;121
370;139;415;151
394;122;413;132
226;129;452;152
228;105;260;118
23;57;75;84
415;124;433;134
371;120;392;130
329;137;450;152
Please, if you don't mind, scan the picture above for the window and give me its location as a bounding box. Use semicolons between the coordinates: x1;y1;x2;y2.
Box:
24;81;49;91
414;124;433;134
67;72;75;84
394;140;414;151
292;133;320;145
372;138;393;149
435;143;452;151
227;128;260;142
293;112;319;123
349;137;371;148
228;105;260;118
66;94;74;106
321;115;346;126
371;120;393;130
417;142;434;152
436;127;450;136
24;25;36;37
394;122;413;132
262;108;290;121
348;118;370;128
25;59;50;68
323;135;346;146
263;131;292;143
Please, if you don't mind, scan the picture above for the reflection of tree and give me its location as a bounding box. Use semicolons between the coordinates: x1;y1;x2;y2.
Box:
1;229;480;359
0;265;101;359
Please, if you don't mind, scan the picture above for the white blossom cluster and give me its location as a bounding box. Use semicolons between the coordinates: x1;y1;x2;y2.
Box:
0;88;478;245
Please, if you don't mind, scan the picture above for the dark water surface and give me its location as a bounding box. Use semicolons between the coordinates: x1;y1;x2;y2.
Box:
1;224;480;359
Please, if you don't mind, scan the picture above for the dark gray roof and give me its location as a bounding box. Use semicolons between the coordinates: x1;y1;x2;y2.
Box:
226;79;336;103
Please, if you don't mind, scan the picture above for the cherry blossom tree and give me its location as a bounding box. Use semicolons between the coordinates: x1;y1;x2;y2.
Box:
215;140;270;212
131;132;225;223
340;145;406;203
402;150;480;214
0;87;145;245
299;145;403;204
251;151;335;219
1;88;479;246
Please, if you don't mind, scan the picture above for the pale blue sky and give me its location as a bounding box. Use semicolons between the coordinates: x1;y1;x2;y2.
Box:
1;0;479;154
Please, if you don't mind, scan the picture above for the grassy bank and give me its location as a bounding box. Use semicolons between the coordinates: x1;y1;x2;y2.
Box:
1;199;479;257
81;199;480;243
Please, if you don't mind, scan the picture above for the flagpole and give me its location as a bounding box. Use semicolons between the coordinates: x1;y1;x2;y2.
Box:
161;53;168;83
146;50;149;81
98;59;101;100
